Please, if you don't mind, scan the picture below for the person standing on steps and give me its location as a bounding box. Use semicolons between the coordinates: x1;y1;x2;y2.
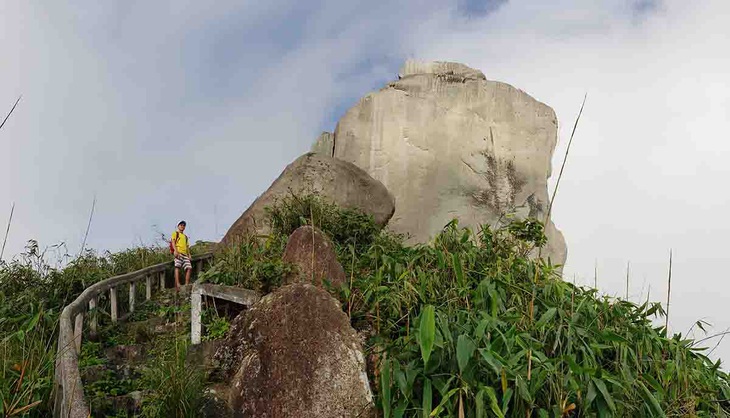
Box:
171;220;192;291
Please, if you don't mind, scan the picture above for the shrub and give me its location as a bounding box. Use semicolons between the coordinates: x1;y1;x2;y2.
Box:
199;234;290;293
347;222;730;417
0;242;172;417
141;338;206;418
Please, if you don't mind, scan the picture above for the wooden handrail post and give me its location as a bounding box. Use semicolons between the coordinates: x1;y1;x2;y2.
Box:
195;260;203;278
74;312;84;353
159;270;165;290
89;297;98;340
146;275;152;300
129;281;136;313
191;286;202;345
110;286;118;323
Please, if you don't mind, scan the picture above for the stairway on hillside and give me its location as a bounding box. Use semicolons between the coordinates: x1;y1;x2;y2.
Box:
79;286;234;417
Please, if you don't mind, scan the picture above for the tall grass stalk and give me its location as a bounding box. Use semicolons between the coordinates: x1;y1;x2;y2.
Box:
141;338;206;418
665;249;673;331
78;195;96;257
0;96;21;132
0;203;14;262
544;93;587;225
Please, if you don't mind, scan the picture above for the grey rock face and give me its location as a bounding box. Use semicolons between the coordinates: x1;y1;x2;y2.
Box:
221;153;395;246
217;283;375;418
320;60;566;265
311;132;335;157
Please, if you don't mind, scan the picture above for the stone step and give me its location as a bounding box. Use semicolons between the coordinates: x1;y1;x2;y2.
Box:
89;390;143;417
202;383;233;417
186;340;224;374
105;344;147;365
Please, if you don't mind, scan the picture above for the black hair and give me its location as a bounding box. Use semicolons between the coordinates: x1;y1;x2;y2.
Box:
178;220;186;227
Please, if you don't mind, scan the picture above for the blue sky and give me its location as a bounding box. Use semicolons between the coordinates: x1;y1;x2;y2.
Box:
3;0;730;361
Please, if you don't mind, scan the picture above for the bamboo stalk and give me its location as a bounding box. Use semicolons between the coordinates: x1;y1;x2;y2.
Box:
0;203;15;261
665;249;672;331
79;195;96;256
530;94;586;380
544;93;588;225
0;96;21;132
539;93;587;259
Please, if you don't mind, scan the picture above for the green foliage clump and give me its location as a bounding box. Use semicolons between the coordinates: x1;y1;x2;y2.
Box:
0;242;171;417
141;338;206;418
267;193;381;252
201;194;383;295
341;220;730;417
199;234;291;293
202;308;230;342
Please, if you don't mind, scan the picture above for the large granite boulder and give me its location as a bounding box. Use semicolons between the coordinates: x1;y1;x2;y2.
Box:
315;60;567;265
215;283;374;418
282;225;346;289
221;153;395;246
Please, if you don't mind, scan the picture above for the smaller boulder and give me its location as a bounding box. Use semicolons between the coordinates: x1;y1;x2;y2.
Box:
214;283;375;418
282;225;346;290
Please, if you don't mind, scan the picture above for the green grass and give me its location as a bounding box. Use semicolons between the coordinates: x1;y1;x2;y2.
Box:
3;194;730;417
140;338;206;418
0;242;171;417
264;195;730;417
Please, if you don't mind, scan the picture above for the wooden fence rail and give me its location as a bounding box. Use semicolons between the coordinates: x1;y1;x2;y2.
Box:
53;252;214;418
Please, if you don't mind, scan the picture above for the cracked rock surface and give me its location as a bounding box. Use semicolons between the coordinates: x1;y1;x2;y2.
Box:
315;60;567;265
213;283;375;418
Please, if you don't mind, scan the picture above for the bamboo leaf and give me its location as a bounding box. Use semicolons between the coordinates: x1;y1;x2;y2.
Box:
394;401;407;418
478;349;503;375
430;388;459;417
476;388;485;418
484;386;504;418
637;380;666;418
452;253;465;287
592;377;616;412
419;305;436;367
422;378;433;418
381;359;392;418
456;335;476;373
501;388;512;416
535;307;557;329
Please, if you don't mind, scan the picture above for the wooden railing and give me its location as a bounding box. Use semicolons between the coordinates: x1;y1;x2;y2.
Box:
190;283;260;345
53;252;214;418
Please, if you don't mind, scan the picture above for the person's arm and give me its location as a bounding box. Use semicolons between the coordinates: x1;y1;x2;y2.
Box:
172;232;179;257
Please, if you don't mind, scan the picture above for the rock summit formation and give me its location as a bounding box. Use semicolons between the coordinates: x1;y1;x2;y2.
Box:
313;60;567;264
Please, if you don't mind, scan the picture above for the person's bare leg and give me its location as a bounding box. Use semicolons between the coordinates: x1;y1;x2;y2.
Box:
185;267;191;285
175;267;181;291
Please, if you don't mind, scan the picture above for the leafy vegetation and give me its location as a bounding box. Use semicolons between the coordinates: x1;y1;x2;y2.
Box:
141;338;206;418
198;233;290;293
202;308;231;342
266;195;730;417
3;193;730;417
0;242;171;417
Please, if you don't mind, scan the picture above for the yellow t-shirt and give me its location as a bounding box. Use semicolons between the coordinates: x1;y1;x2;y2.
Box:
171;231;189;256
